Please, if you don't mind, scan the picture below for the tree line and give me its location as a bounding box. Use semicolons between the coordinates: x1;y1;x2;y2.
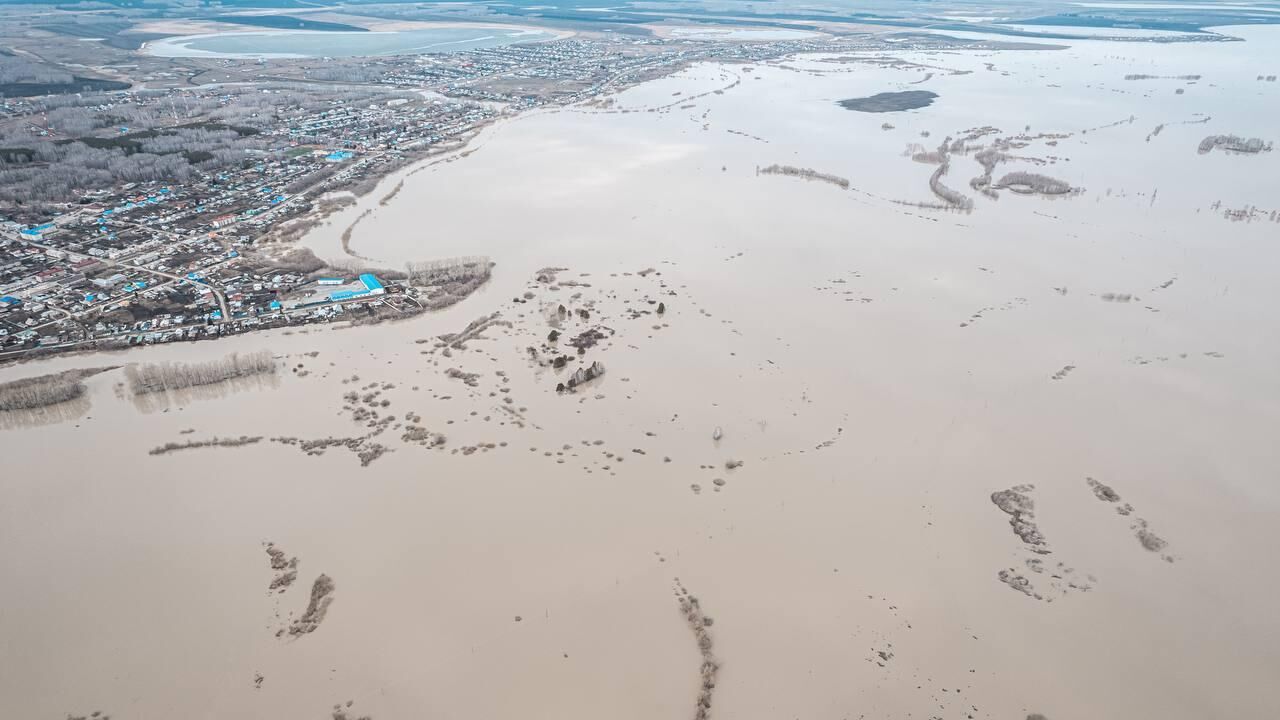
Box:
125;351;276;396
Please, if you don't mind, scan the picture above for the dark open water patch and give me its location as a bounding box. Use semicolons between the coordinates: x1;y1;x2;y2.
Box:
838;90;938;113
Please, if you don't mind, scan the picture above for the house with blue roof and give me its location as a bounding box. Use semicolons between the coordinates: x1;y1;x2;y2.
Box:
20;223;54;239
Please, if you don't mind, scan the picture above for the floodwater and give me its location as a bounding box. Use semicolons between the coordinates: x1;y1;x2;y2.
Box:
144;26;558;59
4;26;1280;720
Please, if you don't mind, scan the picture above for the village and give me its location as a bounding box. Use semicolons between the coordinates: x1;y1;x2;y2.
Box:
0;31;927;360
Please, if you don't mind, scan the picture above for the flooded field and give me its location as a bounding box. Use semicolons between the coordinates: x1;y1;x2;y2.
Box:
4;25;1280;720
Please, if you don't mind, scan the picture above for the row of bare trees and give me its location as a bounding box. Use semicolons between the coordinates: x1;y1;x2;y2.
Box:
994;171;1075;195
407;257;494;310
405;256;492;286
0;371;86;411
125;351;276;396
1198;135;1272;155
929;161;974;210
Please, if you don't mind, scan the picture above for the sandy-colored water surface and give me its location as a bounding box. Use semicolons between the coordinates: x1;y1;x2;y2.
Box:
3;27;1280;720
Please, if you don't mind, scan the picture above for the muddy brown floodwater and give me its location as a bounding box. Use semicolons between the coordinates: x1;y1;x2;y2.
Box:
3;25;1280;720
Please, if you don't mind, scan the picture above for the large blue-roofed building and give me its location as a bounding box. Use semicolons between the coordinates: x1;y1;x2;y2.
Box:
329;289;365;302
360;274;385;295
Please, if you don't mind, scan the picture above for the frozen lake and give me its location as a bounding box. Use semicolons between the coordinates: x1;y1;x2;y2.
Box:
145;26;558;59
